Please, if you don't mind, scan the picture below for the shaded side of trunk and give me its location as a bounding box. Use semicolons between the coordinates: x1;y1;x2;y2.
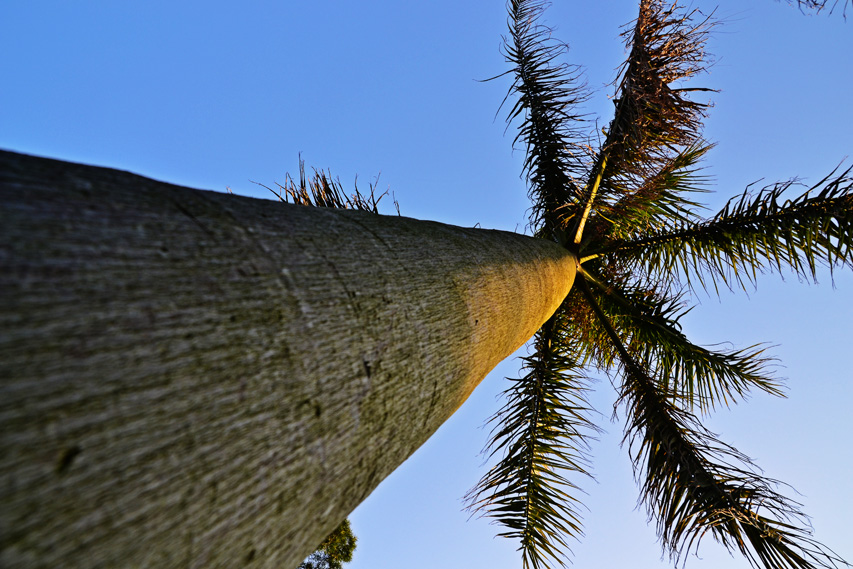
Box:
0;150;577;568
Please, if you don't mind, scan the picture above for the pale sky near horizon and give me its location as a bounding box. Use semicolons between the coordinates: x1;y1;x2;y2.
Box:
2;1;851;568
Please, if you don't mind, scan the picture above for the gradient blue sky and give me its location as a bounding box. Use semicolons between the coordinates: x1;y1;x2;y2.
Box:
2;1;851;568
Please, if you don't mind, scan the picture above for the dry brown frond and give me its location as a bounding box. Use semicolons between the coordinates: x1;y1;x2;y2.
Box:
271;156;397;214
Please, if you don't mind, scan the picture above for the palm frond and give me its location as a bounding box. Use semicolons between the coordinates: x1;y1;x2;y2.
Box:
559;288;621;370
572;0;714;246
466;314;599;569
582;140;711;248
261;156;397;214
785;0;850;17
577;277;847;569
606;141;711;238
502;0;591;237
607;0;713;174
592;168;853;294
580;267;783;413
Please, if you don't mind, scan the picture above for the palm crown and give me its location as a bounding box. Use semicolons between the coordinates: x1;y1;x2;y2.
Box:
464;1;852;569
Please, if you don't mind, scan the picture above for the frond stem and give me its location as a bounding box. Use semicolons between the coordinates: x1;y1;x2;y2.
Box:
574;153;609;245
576;276;649;390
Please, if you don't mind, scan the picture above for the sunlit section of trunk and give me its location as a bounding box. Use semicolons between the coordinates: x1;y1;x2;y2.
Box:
0;150;576;569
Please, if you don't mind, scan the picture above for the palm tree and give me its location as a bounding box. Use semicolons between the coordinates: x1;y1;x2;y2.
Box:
465;1;852;569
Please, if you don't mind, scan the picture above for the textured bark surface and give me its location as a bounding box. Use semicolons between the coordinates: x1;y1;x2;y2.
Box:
0;150;577;568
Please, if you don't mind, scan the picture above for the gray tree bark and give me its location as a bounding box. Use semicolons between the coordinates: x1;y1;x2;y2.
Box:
0;150;577;568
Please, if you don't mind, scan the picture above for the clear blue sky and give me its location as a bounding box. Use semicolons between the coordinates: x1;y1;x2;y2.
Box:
2;1;851;568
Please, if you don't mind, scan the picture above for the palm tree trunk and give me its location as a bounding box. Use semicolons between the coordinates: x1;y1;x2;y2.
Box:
0;150;577;568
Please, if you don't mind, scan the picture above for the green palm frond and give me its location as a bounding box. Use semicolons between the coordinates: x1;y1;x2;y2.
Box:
559;289;621;371
592;168;853;293
586;140;712;245
578;277;846;569
502;0;591;236
466;314;599;569
580;267;783;413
